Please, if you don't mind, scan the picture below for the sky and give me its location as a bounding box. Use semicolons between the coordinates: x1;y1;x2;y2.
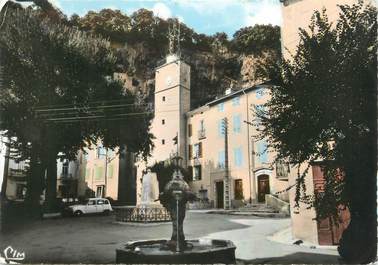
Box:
48;0;282;37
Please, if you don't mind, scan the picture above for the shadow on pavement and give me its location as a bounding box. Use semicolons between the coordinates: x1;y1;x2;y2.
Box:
239;252;341;264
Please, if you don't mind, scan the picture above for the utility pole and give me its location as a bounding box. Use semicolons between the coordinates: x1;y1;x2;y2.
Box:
222;118;231;210
103;148;115;198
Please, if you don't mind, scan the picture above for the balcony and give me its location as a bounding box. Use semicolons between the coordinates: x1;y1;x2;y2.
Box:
198;129;206;140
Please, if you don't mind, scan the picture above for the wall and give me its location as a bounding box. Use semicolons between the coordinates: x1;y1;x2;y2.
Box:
281;0;374;59
82;145;120;200
187;86;290;206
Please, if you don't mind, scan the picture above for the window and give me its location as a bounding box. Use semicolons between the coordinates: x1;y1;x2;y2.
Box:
62;161;69;175
199;120;205;131
232;97;240;106
276;159;290;179
218;119;225;137
218;151;225;168
97;146;106;158
97;199;104;205
188;145;193;159
88;199;96;205
188;124;192;137
233;147;243;167
187;166;193;181
95;167;104;180
108;165;114;179
162;139;165;145
193;143;202;158
234;179;243;200
162;96;166;102
233;114;241;133
193;165;202;181
255;88;265;99
96;186;104;198
162;119;165;125
16;185;26;199
257;140;268;164
104;200;109;204
217;102;224;112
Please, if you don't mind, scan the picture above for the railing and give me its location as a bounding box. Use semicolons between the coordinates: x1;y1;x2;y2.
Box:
115;206;171;223
198;129;206;139
9;168;26;178
60;173;73;179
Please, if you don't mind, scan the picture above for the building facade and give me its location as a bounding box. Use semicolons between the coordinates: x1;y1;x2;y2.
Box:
186;86;289;208
135;52;290;208
81;145;137;204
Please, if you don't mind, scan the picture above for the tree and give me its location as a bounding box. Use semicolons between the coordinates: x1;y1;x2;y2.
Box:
150;161;191;193
256;2;376;263
0;5;153;214
232;24;281;55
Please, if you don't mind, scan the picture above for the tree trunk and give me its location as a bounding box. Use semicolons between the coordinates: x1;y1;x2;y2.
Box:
24;146;44;219
45;152;57;213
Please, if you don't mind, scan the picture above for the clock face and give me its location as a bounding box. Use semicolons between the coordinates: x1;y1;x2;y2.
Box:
165;76;172;86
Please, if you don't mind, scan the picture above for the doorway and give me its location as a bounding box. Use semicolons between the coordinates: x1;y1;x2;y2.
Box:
216;181;224;209
257;175;270;202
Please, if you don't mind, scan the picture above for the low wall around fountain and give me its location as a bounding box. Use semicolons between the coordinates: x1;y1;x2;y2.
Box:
114;205;171;223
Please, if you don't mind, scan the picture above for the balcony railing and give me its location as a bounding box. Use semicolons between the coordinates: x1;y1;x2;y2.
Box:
60;173;73;179
9;168;26;178
198;129;206;139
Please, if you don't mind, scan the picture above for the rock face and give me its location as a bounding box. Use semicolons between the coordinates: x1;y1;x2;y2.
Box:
113;42;275;109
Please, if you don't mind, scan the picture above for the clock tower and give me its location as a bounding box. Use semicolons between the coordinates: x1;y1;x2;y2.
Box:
150;54;191;165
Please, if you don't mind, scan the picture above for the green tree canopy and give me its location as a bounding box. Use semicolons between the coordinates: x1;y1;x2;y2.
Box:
256;2;376;263
233;24;281;55
0;5;153;210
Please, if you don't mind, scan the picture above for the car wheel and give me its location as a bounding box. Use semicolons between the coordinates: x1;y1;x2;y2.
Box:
103;210;110;215
74;210;83;217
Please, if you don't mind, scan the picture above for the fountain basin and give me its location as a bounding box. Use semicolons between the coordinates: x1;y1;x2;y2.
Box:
116;239;236;264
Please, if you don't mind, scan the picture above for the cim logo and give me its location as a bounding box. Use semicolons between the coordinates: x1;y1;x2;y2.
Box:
3;246;25;262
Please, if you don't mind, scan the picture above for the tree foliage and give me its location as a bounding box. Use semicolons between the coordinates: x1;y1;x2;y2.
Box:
256;2;376;262
233;24;281;55
150;161;191;193
0;5;153;209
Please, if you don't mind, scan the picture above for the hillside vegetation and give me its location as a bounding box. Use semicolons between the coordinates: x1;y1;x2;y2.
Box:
68;8;280;108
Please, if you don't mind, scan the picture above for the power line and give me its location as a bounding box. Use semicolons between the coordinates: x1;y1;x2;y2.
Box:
35;98;138;109
35;103;149;113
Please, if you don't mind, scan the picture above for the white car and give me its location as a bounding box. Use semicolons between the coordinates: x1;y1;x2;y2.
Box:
68;198;113;216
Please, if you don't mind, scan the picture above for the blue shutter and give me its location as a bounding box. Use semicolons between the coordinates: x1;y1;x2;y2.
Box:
218;151;225;168
232;97;240;106
217;102;224;112
255;88;265;99
233;147;243;167
257;141;268;163
233;115;241;133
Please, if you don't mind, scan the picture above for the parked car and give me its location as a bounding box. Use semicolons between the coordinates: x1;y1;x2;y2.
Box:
65;198;113;216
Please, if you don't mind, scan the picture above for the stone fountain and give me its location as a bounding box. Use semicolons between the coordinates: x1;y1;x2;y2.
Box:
116;168;236;264
115;169;171;223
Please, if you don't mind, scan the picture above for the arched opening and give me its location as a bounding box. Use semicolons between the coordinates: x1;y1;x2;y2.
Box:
257;175;270;203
